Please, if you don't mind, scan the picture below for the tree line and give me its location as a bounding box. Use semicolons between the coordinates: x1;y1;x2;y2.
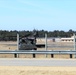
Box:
0;29;75;41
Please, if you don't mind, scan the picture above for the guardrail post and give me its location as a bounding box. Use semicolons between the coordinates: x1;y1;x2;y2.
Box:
70;54;72;58
51;54;54;58
14;53;17;58
32;49;36;58
33;54;35;58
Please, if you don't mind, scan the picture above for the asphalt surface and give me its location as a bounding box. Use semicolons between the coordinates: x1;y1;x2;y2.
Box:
0;58;76;66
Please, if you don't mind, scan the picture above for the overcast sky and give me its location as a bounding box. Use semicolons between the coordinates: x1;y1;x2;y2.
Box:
0;0;76;31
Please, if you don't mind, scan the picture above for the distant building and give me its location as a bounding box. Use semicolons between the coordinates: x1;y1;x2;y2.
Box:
61;36;74;42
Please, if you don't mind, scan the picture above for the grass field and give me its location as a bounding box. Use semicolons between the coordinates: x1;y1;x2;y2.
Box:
0;41;75;58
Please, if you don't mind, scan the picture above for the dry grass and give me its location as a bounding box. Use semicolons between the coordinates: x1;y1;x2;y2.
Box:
0;66;76;75
0;41;75;58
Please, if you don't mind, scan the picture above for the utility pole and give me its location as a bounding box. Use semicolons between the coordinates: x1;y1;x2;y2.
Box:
74;33;76;58
17;33;19;58
45;33;47;58
17;33;19;50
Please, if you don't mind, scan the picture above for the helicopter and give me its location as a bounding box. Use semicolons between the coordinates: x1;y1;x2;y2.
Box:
19;31;45;50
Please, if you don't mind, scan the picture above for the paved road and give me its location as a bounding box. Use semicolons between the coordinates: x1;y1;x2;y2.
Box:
0;58;76;66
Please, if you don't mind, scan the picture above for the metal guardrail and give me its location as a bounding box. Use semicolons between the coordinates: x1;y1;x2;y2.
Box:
0;50;75;58
0;50;76;54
